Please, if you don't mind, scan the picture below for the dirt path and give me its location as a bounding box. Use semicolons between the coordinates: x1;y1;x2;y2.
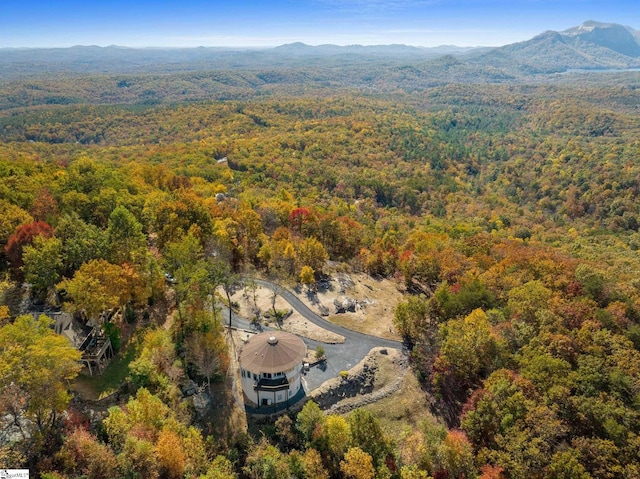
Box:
163;309;175;330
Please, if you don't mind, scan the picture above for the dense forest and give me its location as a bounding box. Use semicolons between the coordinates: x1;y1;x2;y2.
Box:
2;58;640;479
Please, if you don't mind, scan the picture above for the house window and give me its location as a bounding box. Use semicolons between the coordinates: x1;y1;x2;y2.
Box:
253;373;257;380
277;394;282;401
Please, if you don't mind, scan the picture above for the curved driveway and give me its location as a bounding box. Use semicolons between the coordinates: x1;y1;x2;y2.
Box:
230;278;405;391
254;279;402;349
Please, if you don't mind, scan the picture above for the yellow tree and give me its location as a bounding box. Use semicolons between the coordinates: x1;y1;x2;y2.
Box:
103;388;172;450
103;387;208;477
302;448;329;479
120;262;152;306
340;447;376;479
58;259;125;321
202;455;238;479
324;414;351;474
156;428;186;479
437;430;476;479
300;266;316;290
0;315;81;442
234;205;265;265
433;308;503;406
0;199;33;251
279;240;297;276
128;329;181;399
297;237;328;274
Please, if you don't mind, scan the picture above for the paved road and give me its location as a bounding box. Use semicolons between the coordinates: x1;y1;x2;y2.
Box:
254;279;403;349
227;278;405;392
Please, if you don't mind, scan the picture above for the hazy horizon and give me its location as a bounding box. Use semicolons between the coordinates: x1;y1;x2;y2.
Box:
1;1;639;49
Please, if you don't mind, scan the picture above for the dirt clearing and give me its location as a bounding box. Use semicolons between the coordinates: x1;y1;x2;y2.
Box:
297;272;403;340
230;284;345;343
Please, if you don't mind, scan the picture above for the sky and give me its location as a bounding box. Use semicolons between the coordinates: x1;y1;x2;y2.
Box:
1;0;639;49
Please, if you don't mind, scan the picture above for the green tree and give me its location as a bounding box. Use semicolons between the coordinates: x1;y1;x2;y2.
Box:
22;235;63;299
118;436;159;479
4;221;54;278
107;205;147;265
202;455;238;479
348;408;392;469
243;438;290;479
433;309;503;409
128;328;181;400
56;213;108;276
431;279;496;321
437;430;476;479
547;449;591;479
507;280;552;325
394;296;430;341
103;388;172;451
163;233;207;315
575;264;607;306
296;401;325;445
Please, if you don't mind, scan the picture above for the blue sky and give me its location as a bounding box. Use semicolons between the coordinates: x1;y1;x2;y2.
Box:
1;0;639;48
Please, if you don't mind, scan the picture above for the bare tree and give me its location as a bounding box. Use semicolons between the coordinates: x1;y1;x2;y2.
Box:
187;331;224;393
270;281;284;319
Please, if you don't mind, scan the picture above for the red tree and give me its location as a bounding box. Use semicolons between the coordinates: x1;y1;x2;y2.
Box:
289;207;310;233
4;221;54;278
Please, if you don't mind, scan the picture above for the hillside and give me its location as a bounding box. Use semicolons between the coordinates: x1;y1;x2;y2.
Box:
468;20;640;73
2;20;640;479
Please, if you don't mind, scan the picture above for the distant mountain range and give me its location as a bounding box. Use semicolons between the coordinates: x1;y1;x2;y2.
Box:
272;42;480;58
0;42;480;79
466;21;640;74
0;21;639;81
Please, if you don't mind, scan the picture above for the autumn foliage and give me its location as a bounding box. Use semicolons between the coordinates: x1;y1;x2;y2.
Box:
4;221;53;277
2;79;640;478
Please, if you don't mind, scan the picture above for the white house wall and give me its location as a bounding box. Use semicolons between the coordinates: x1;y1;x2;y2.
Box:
240;363;303;406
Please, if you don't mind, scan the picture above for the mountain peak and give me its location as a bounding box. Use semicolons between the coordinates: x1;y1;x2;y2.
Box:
560;21;640;57
467;20;640;74
274;42;312;50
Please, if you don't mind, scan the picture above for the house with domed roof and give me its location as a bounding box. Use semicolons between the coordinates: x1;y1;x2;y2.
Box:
239;330;306;407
